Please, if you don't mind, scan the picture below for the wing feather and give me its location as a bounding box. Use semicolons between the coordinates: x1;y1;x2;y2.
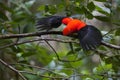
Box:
78;25;102;50
36;16;66;31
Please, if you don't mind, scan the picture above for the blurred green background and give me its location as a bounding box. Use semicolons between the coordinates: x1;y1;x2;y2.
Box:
0;0;120;80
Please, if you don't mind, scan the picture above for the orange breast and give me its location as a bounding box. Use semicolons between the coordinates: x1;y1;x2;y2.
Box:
63;19;86;35
66;19;86;32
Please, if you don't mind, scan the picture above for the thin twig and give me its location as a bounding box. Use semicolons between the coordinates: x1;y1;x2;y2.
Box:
10;63;58;74
0;38;78;49
19;71;68;79
44;39;61;60
0;59;27;80
10;63;76;71
101;41;120;50
43;38;87;62
0;38;19;49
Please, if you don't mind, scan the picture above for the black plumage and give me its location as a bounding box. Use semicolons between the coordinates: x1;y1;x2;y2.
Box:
36;16;66;31
78;25;102;50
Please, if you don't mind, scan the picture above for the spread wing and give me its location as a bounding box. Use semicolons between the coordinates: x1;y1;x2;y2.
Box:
36;16;65;31
78;25;102;50
36;16;53;31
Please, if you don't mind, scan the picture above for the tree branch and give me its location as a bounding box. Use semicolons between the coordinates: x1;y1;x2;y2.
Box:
0;59;27;80
101;41;120;50
0;31;62;39
0;38;78;49
0;31;120;50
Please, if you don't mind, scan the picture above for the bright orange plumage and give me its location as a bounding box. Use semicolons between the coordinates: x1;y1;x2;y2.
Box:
36;16;102;50
62;18;86;35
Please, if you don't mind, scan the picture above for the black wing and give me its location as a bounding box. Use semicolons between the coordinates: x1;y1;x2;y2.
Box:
36;16;66;31
78;25;102;50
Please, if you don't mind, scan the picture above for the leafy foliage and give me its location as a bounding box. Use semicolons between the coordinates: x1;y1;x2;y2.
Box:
0;0;120;80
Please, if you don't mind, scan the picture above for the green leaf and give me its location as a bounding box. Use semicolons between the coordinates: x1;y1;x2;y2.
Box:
37;5;44;11
25;0;35;8
67;50;75;55
105;55;120;72
98;10;110;16
74;7;84;14
94;16;110;22
49;5;57;14
115;28;120;36
82;6;94;19
87;2;95;12
75;48;81;52
93;62;112;74
86;13;93;19
95;5;110;16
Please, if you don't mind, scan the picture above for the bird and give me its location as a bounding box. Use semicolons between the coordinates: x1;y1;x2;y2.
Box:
36;16;102;50
36;16;66;31
62;17;103;50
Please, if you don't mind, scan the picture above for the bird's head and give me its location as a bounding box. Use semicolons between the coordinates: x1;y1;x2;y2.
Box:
49;16;66;28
